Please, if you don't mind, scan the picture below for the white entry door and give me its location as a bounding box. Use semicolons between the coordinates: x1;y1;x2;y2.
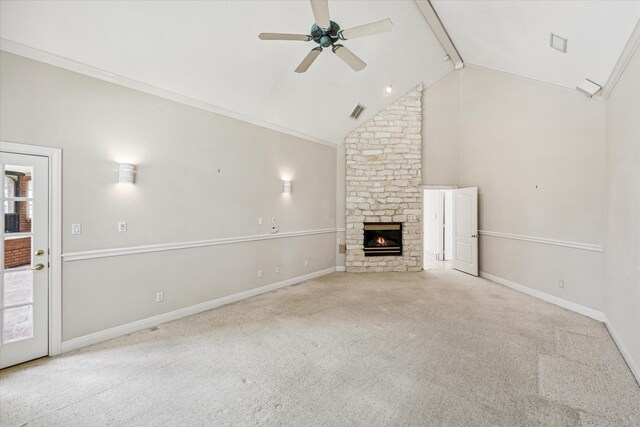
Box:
0;152;49;368
452;187;478;276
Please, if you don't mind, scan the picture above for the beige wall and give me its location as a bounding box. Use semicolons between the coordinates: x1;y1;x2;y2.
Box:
423;66;606;310
336;143;346;268
458;66;606;311
422;71;460;186
604;41;640;375
0;52;337;340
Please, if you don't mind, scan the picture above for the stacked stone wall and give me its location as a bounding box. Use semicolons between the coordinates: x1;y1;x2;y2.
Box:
345;84;423;272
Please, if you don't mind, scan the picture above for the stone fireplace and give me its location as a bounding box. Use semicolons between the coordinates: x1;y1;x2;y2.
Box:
344;84;423;272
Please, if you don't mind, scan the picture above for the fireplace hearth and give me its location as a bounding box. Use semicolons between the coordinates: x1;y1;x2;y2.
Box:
363;222;402;256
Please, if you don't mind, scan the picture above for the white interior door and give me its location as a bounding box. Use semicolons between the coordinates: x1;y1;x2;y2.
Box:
0;152;49;368
452;187;478;276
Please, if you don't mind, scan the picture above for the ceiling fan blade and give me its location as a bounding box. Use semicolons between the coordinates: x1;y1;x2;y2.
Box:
339;18;394;40
310;0;330;29
295;47;323;73
332;45;366;72
258;33;311;41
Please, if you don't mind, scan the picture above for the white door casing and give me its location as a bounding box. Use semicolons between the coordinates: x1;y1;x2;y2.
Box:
452;187;479;276
1;152;49;368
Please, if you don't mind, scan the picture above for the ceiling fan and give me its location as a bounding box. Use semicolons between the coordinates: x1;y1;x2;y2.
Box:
258;0;393;73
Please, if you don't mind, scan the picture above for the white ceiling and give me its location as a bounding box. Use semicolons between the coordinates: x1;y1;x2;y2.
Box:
432;1;640;91
1;2;639;146
0;0;451;145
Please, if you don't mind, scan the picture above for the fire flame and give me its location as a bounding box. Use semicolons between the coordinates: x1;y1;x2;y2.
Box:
375;236;388;246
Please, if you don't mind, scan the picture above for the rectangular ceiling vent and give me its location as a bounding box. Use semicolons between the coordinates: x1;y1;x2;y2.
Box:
550;33;567;53
350;103;366;120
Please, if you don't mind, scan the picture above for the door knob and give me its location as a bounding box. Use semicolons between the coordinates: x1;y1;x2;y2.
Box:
35;249;45;256
471;234;479;238
33;263;45;271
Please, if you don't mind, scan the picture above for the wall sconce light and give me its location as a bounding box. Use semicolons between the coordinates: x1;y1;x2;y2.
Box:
118;163;136;184
282;180;292;194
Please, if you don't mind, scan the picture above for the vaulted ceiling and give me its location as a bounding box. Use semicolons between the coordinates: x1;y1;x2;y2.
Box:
432;1;640;90
1;1;639;145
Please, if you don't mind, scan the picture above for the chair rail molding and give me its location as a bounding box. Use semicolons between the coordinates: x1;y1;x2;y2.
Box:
63;228;342;262
479;230;604;252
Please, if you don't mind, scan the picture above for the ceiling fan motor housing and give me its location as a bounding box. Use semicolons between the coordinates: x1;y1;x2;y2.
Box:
311;21;340;47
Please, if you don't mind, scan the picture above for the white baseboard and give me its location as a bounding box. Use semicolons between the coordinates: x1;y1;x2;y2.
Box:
479;271;639;385
61;266;337;353
479;271;606;322
604;320;640;385
336;266;346;272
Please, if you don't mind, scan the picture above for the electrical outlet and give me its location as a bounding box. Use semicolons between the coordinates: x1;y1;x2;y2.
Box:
275;266;280;274
558;280;565;289
118;221;127;232
337;238;341;244
258;270;263;278
408;214;417;220
304;260;308;267
271;225;279;234
156;292;163;302
271;217;277;224
258;217;263;225
71;224;82;235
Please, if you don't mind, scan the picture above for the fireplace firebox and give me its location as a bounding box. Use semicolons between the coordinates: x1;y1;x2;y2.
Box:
363;222;402;257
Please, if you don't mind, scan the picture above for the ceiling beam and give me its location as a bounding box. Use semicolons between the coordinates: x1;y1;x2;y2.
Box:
414;0;464;70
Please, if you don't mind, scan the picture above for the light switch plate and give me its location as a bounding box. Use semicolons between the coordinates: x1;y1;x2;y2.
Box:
118;221;127;232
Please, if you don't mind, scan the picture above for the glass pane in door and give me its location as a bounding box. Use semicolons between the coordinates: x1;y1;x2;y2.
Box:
4;169;31;198
4;201;32;233
2;164;35;346
4;270;33;307
3;305;33;343
4;236;32;269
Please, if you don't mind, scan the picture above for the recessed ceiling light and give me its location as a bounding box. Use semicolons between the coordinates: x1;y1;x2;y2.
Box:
384;85;393;94
576;79;601;98
550;33;567;53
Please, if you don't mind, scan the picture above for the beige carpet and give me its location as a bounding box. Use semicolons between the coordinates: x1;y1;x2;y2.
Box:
1;270;639;426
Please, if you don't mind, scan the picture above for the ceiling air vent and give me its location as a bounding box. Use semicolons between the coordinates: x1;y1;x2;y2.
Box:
550;33;567;53
350;103;366;120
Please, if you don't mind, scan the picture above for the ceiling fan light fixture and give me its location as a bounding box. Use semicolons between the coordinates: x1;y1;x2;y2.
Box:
384;85;393;94
258;0;393;73
550;33;567;53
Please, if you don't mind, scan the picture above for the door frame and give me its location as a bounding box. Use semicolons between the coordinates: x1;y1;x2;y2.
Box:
423;185;458;262
1;141;62;356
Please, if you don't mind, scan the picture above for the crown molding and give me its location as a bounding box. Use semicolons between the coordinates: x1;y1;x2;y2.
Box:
463;63;606;102
601;19;640;100
0;38;338;148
